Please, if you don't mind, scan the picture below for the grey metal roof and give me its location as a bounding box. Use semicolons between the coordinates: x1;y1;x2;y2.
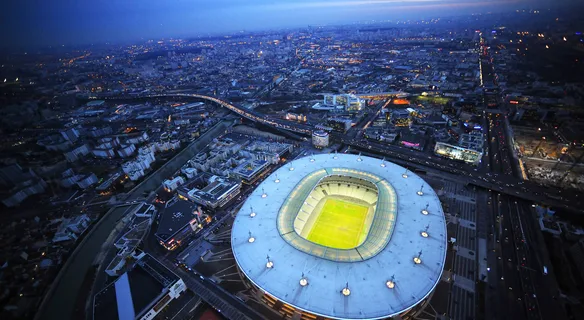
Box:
231;154;447;320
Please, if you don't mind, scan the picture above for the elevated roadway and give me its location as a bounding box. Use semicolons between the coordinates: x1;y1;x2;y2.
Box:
101;93;582;212
341;137;583;212
103;93;313;136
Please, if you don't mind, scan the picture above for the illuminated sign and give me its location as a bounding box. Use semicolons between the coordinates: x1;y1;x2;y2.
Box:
402;141;420;148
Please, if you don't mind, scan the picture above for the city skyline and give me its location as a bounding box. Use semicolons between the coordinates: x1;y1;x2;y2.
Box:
0;0;576;49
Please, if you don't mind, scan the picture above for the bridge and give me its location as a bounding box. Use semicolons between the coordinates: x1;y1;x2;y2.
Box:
336;135;583;212
100;93;582;212
103;93;313;136
157;256;267;320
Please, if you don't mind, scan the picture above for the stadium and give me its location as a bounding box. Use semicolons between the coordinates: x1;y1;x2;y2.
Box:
231;154;447;320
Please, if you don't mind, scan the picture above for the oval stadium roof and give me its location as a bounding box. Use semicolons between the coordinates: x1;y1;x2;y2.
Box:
231;154;447;320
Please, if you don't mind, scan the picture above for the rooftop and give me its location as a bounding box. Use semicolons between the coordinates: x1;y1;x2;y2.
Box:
94;254;179;320
232;159;269;180
155;199;196;242
178;174;240;205
231;154;447;320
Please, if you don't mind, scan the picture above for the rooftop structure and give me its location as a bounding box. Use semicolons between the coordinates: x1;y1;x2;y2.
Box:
177;173;241;209
232;154;447;320
326;118;353;133
94;253;186;320
86;100;105;107
434;142;483;166
162;176;185;192
312;130;330;148
154;198;199;250
458;131;484;153
232;159;269;184
52;214;91;243
311;102;345;112
323;94;364;112
399;132;426;151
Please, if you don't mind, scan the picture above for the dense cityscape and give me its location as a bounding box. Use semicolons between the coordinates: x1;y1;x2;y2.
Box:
1;2;584;320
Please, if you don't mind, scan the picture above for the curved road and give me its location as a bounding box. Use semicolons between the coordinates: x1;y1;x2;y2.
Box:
101;93;582;212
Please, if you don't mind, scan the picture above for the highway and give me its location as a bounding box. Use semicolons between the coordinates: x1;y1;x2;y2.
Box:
163;94;581;210
100;92;581;211
480;33;565;320
158;256;264;320
488;194;565;320
486;113;515;176
340;137;582;212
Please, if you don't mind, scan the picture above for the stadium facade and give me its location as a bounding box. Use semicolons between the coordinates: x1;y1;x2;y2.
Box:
231;154;447;320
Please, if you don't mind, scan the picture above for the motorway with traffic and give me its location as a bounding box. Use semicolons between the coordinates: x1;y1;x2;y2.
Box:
480;36;566;320
102;92;583;213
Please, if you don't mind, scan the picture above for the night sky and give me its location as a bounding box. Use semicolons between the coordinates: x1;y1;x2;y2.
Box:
0;0;565;49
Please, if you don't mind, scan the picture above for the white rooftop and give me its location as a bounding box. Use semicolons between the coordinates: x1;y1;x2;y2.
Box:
231;154;447;319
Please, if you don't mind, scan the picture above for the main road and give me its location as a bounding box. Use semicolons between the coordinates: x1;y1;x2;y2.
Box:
480;32;565;320
100;93;582;212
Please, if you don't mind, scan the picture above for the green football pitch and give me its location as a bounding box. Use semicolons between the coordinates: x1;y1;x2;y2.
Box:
306;198;369;249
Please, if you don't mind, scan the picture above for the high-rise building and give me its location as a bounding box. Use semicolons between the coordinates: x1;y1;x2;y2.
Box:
323;94;363;112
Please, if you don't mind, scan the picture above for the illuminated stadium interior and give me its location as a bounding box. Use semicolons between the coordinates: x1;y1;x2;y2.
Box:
293;175;378;250
232;154;447;320
281;170;396;260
